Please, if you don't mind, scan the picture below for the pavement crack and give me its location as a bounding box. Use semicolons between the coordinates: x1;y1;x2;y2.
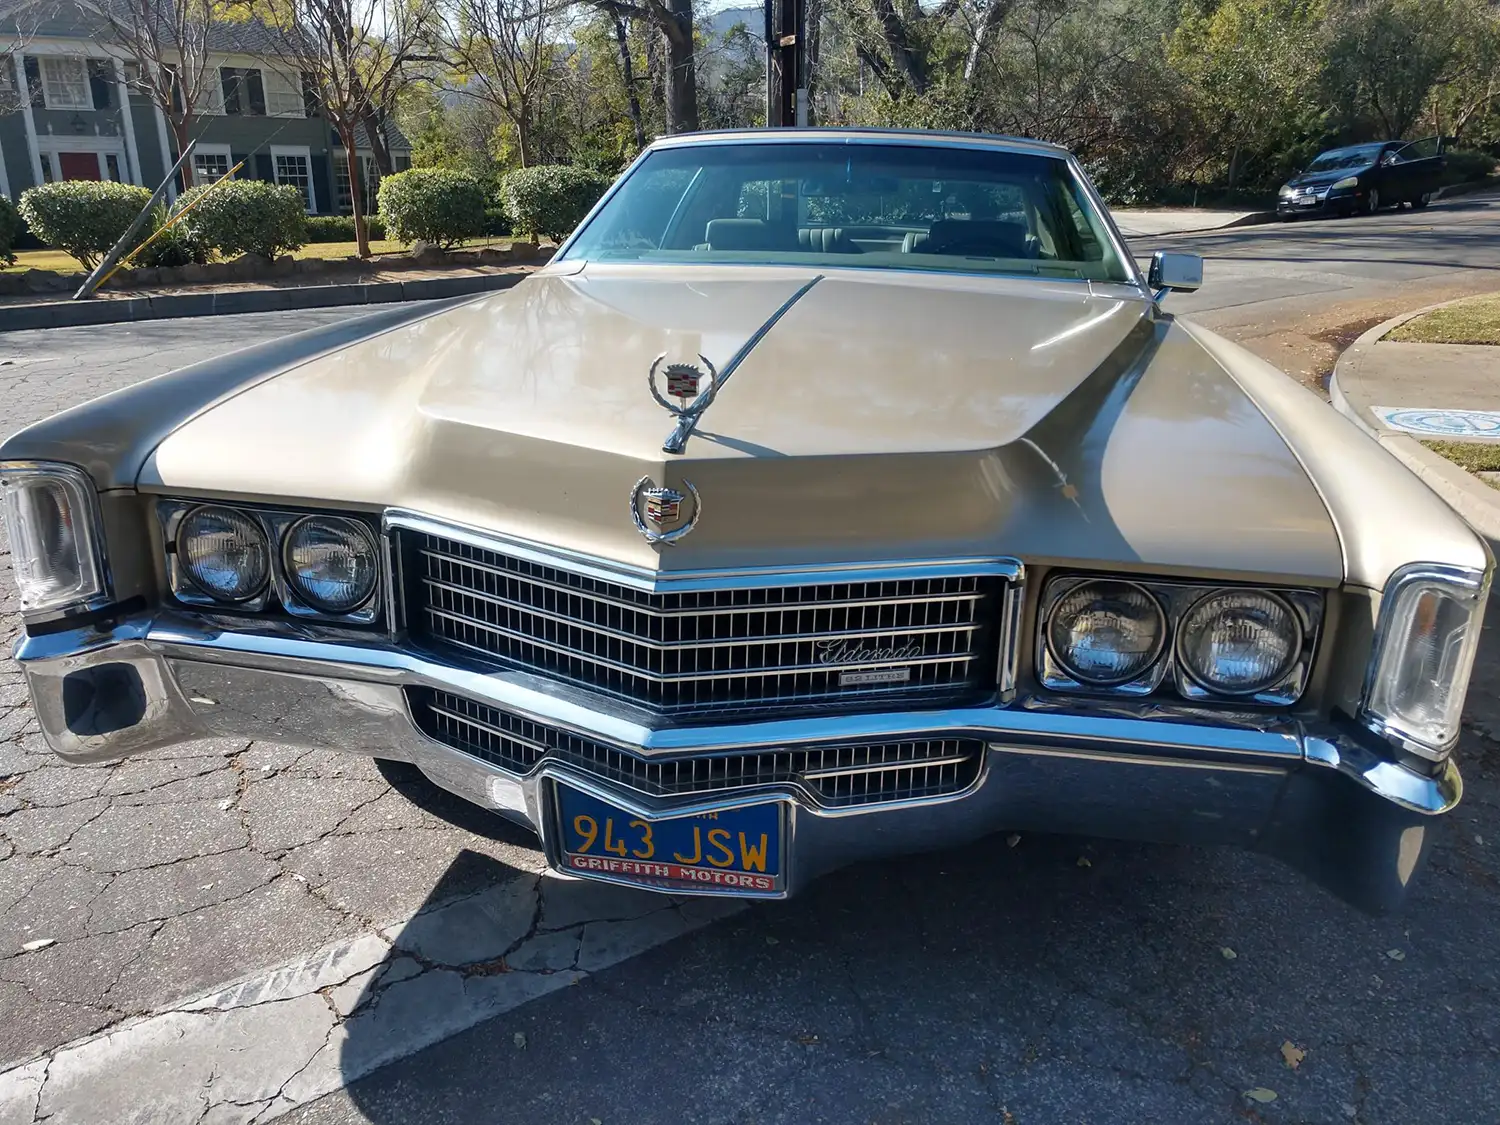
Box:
29;1056;52;1124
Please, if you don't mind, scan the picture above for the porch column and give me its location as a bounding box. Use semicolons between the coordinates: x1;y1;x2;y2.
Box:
13;52;43;189
113;58;143;185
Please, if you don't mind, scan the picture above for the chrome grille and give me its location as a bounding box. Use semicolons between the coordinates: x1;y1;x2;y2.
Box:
402;532;1000;715
409;689;983;808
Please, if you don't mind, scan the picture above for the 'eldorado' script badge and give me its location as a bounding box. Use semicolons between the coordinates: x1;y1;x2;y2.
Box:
630;476;701;545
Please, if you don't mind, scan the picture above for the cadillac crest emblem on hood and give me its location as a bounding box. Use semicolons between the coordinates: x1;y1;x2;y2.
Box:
649;354;718;416
630;476;701;545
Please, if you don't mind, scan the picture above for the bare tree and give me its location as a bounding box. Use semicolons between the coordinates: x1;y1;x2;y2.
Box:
439;0;566;167
99;0;226;189
254;0;436;256
593;0;697;134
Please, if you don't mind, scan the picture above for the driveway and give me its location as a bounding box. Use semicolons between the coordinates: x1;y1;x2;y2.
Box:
3;197;1500;1125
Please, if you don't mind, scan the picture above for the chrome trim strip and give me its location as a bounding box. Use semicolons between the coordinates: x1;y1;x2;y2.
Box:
415;551;987;616
386;509;1024;593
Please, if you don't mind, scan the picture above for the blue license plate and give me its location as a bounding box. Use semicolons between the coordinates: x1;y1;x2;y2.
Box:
555;786;784;893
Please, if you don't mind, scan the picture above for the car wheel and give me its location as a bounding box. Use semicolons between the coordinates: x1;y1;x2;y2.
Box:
1413;191;1432;209
1367;189;1381;213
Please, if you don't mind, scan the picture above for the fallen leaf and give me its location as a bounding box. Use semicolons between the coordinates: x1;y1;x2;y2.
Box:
1076;856;1092;868
1006;834;1021;848
591;1119;603;1125
1280;1041;1306;1070
1385;948;1406;962
1221;947;1238;960
795;1034;819;1045
513;1032;527;1049
20;939;55;952
1244;1088;1278;1104
1476;834;1484;846
765;936;780;946
1341;1102;1358;1118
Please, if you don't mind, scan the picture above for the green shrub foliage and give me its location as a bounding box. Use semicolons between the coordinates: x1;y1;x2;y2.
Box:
17;181;153;268
499;165;613;241
134;206;210;269
0;195;20;265
306;214;388;243
377;169;486;247
177;179;309;259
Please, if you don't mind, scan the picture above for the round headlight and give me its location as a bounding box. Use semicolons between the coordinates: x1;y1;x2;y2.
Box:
1046;580;1166;686
178;505;270;603
283;516;378;614
1177;591;1301;695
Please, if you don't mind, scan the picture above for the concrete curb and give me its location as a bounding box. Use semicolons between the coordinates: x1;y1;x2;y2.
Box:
0;271;528;333
1116;209;1277;239
1329;299;1500;541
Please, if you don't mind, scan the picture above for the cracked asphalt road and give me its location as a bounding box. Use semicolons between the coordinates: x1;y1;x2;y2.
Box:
4;199;1500;1125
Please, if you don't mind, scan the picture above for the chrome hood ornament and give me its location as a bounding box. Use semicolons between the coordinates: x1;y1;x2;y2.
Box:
630;476;701;545
651;275;824;455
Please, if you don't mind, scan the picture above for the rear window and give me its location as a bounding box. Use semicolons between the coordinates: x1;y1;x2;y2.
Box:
561;141;1131;283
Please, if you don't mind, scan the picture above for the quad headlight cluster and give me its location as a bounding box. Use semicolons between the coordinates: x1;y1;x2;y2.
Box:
1039;575;1321;705
167;502;381;622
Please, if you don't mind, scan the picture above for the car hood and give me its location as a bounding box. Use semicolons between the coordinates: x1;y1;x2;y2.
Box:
144;264;1342;581
1286;165;1372;188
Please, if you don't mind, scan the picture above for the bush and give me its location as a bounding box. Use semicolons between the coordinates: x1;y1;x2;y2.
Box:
17;180;153;268
377;168;486;247
499;165;613;241
0;195;20;265
306;214;387;243
1440;148;1496;186
133;206;209;268
177;179;308;259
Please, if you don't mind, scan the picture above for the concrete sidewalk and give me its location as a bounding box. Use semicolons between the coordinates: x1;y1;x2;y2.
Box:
1330;300;1500;537
1109;207;1273;238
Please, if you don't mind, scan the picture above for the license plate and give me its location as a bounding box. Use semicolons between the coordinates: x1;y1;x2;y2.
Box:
554;785;784;893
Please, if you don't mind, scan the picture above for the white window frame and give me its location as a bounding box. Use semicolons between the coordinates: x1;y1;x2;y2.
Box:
40;56;91;110
270;144;316;213
191;142;233;183
262;67;303;118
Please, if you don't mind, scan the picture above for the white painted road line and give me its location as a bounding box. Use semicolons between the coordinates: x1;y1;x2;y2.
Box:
0;875;744;1125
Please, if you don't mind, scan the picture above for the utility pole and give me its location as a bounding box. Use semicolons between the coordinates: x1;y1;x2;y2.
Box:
764;0;806;127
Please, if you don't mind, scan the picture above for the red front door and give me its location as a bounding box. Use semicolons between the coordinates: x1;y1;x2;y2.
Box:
57;152;101;181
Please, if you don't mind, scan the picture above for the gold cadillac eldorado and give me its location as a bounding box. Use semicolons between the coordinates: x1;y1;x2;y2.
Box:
3;129;1490;912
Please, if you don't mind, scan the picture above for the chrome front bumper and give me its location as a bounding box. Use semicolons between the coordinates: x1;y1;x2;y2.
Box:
14;611;1461;913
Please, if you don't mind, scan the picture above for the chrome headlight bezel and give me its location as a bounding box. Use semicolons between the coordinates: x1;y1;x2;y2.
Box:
1042;579;1168;691
176;504;273;604
1175;589;1305;697
0;460;110;618
1360;562;1491;760
160;500;383;626
1037;573;1324;705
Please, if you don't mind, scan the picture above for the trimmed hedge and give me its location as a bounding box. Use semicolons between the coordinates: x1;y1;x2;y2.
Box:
17;181;154;268
177;179;308;259
499;165;612;241
0;195;20;265
306;214;388;243
377;169;486;247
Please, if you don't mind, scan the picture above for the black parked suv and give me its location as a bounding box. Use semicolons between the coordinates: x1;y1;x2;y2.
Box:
1277;138;1446;219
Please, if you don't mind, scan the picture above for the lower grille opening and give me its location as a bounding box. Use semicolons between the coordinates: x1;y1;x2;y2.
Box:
408;688;984;809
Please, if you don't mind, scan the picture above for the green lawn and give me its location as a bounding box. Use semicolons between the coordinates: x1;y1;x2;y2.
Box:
1422;439;1500;473
3;235;521;275
1388;293;1500;346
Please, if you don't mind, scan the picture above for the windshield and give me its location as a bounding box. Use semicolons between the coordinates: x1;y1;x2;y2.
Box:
1306;145;1384;172
561;141;1132;283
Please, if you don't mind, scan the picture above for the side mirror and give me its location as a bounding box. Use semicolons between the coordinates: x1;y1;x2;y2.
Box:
1148;251;1203;298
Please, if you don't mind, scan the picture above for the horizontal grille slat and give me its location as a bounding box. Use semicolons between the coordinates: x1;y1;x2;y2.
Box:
409;688;983;808
405;532;1001;716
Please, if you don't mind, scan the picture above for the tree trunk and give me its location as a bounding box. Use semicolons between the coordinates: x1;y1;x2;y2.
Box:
659;0;698;134
340;124;369;258
172;115;196;190
613;13;647;150
359;106;394;175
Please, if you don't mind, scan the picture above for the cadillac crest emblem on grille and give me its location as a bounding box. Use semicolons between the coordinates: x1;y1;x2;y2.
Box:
630;475;701;545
